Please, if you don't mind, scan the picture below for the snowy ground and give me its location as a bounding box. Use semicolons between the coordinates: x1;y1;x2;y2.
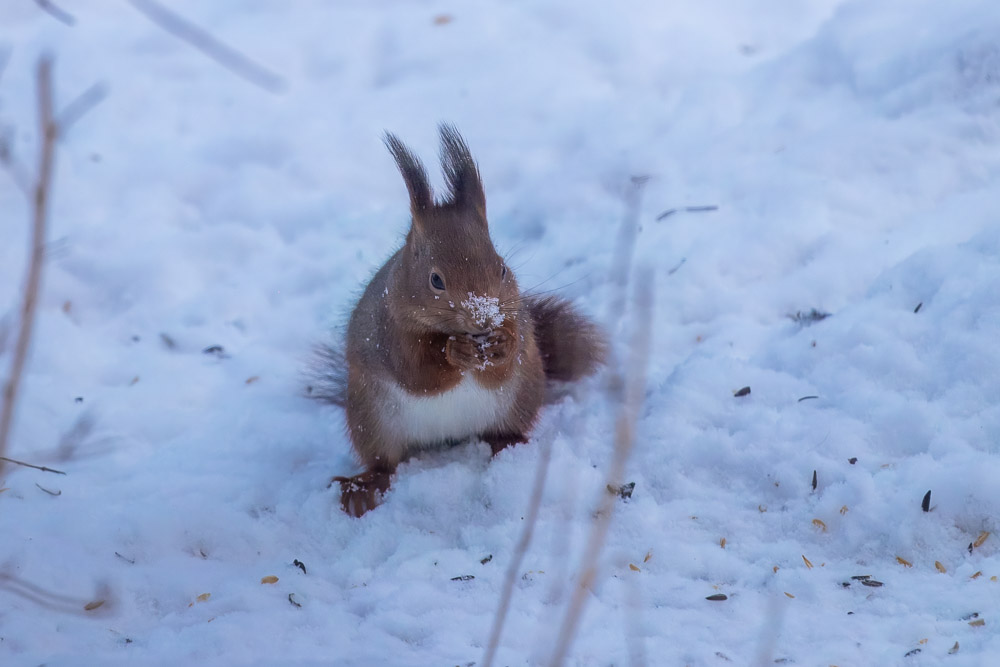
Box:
1;0;999;664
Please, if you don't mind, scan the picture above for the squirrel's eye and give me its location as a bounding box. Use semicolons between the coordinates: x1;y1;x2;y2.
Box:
429;272;446;291
501;265;508;279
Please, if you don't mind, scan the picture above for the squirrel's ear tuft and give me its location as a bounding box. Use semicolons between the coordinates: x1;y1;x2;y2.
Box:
384;132;433;218
439;124;486;218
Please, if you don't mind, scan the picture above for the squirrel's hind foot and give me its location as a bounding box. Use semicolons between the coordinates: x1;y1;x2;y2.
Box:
484;433;528;457
331;470;393;517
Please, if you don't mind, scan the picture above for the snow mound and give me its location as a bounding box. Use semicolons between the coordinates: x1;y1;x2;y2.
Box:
1;0;999;664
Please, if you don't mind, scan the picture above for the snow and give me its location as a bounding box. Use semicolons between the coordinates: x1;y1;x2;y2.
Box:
1;0;999;664
462;293;505;330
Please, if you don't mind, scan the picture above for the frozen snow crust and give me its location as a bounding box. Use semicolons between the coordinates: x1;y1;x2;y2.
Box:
1;0;998;664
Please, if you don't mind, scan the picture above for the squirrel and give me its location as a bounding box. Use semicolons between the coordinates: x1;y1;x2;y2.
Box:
322;125;606;516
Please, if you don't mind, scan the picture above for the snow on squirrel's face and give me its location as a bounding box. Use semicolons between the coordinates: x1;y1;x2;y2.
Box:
462;293;505;330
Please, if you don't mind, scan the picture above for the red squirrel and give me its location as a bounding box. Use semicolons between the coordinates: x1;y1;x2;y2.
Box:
325;125;606;516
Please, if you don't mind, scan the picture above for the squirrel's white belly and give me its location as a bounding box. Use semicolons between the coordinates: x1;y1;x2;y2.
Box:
383;374;517;447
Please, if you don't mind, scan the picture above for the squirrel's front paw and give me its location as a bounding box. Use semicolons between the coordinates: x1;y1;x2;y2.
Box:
480;328;515;366
445;335;486;370
331;470;392;517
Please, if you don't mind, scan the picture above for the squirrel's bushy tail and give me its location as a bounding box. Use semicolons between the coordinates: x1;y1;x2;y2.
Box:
526;296;607;383
307;342;348;407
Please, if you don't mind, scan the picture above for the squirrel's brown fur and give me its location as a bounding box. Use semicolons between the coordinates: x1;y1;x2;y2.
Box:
320;126;605;516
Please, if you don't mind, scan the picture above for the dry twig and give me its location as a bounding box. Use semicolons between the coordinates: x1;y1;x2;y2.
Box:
0;456;66;475
127;0;286;93
0;572;109;615
605;176;648;336
0;58;57;476
35;482;61;496
482;432;554;667
655;204;718;221
548;270;654;666
56;82;108;129
0;57;103;476
35;0;77;26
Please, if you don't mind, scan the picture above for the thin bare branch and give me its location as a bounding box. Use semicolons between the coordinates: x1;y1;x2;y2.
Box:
56;412;94;461
127;0;286;93
549;269;654;666
605;176;649;335
0;573;84;604
482;433;554;667
0;573;100;615
655;204;718;221
0;57;58;476
0;456;66;475
35;482;61;496
56;82;108;131
35;0;77;26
